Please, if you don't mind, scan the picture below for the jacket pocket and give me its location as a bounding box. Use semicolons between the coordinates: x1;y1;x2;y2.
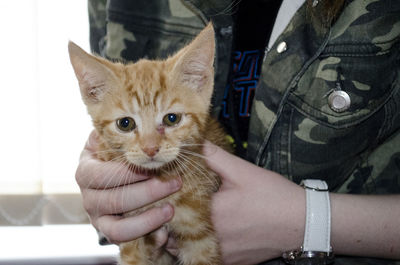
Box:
284;41;400;189
288;40;399;128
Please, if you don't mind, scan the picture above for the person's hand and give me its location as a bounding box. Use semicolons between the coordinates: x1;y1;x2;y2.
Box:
205;142;400;263
75;131;182;245
204;142;306;265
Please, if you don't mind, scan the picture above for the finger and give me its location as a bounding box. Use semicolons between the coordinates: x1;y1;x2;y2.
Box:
75;156;151;189
84;130;100;154
152;226;169;249
79;130;101;162
77;131;150;189
96;204;174;244
83;177;182;216
202;141;252;183
165;236;179;257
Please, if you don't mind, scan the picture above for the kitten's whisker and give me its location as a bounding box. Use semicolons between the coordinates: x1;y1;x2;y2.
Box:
178;153;216;197
172;159;195;194
177;153;220;190
179;149;207;160
162;146;219;192
176;154;206;177
81;155;126;192
119;160;133;215
91;148;126;154
80;153;133;216
94;158;130;214
176;157;210;204
180;143;205;147
175;156;204;199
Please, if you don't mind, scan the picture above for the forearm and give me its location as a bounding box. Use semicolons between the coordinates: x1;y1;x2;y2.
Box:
280;190;400;259
330;193;400;259
203;142;400;263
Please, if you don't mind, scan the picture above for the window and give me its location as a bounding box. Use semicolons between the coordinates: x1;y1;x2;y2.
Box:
0;0;93;225
0;2;120;263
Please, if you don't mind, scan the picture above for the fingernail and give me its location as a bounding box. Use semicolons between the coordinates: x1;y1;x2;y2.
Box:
202;140;218;156
161;204;173;219
170;178;182;191
88;130;99;148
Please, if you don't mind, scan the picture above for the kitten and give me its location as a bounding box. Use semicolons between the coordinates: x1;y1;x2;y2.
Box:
69;24;229;265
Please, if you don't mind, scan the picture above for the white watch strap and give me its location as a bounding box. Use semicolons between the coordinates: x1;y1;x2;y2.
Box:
301;179;332;253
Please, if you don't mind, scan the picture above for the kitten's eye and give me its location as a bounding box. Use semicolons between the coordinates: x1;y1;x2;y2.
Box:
163;113;182;126
116;117;136;132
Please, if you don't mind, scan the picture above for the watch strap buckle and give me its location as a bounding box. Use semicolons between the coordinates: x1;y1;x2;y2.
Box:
283;248;335;264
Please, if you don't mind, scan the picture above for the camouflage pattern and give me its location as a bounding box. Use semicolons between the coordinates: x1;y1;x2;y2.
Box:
88;0;107;55
248;0;400;195
88;0;233;116
88;0;400;264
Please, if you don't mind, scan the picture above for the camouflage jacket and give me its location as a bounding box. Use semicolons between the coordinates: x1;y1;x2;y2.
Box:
88;0;400;264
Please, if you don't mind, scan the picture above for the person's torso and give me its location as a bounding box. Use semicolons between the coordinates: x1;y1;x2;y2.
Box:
89;1;400;263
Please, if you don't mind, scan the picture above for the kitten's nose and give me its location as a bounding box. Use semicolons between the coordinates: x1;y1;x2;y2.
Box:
142;146;159;157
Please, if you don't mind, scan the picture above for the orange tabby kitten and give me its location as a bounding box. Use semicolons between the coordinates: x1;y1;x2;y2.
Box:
69;24;229;265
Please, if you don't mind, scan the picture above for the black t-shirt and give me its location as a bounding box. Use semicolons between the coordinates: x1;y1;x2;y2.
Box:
220;0;283;157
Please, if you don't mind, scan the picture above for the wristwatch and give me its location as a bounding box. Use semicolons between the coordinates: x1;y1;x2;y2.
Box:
282;179;334;265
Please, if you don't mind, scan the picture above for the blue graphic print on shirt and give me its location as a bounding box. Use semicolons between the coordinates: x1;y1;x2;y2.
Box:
220;49;263;151
222;50;261;118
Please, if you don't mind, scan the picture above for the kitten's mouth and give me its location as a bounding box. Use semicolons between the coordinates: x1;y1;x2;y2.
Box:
124;159;165;176
140;160;166;170
125;151;177;171
132;166;160;177
125;156;170;171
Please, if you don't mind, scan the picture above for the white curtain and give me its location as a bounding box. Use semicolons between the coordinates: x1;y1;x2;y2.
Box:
0;0;93;225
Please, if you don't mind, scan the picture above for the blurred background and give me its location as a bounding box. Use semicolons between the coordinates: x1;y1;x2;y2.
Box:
0;0;118;264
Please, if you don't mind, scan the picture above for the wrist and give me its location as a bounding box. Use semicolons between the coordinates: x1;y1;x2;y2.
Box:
274;181;306;255
282;180;334;265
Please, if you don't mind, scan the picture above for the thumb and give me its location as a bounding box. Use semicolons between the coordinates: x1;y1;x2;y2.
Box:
85;130;100;152
202;141;251;184
80;130;100;161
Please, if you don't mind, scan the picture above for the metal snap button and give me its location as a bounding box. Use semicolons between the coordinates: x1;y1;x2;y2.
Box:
328;90;351;113
276;41;287;53
220;26;232;37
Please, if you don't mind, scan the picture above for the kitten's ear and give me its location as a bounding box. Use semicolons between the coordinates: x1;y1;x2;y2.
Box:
169;23;215;102
68;41;118;105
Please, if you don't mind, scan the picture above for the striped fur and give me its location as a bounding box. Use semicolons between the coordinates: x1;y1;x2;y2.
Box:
69;24;228;265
